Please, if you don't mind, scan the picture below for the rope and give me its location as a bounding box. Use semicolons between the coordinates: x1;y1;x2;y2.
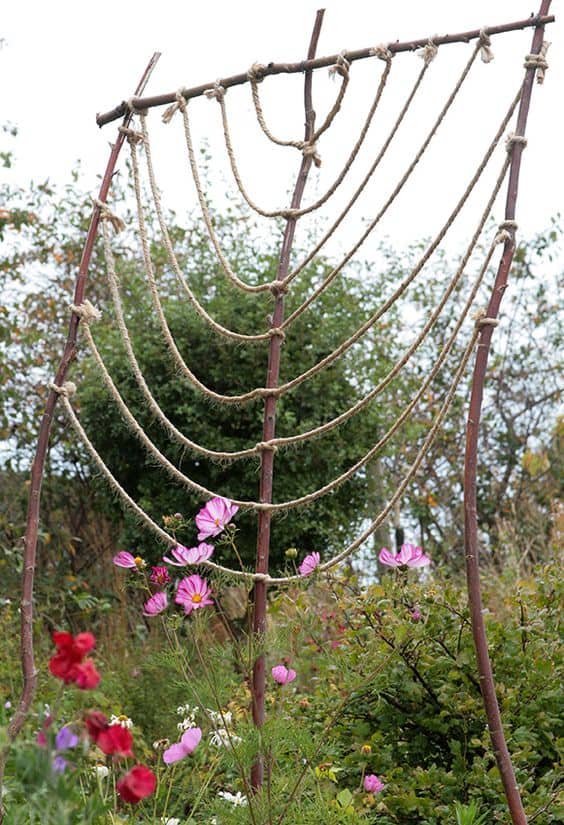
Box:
70;300;102;324
92;198;125;234
129;129;272;343
280;40;485;296
417;40;439;65
524;41;550;84
215;57;395;220
49;381;77;398
479;30;495;64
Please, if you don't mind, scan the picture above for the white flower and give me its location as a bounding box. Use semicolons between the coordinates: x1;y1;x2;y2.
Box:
218;790;247;806
160;818;181;825
209;728;242;748
206;708;232;726
4;701;11;710
94;765;109;779
177;716;197;731
110;714;133;729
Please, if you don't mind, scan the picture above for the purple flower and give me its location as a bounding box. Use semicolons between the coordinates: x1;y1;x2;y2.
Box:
53;755;68;773
143;591;168;616
55;725;79;751
411;607;422;622
271;665;297;684
364;773;385;793
298;552;320;577
175;575;214;615
113;551;146;569
378;543;431;569
163;727;202;764
163;543;214;567
149;566;171;585
195;498;238;541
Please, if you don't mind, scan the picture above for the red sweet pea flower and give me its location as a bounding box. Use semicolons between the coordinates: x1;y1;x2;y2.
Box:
85;710;109;743
49;631;97;685
73;659;101;690
116;764;156;804
97;724;134;758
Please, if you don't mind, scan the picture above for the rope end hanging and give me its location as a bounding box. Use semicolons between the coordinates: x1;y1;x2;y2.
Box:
370;44;393;63
328;51;350;80
162;90;188;124
92;198;126;234
417;39;438;65
118;126;145;144
479;29;494;64
205;81;226;102
49;381;77;398
524;41;550;84
302;141;322;168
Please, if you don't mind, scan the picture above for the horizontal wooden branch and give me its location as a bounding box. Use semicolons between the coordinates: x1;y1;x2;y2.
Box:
96;14;555;127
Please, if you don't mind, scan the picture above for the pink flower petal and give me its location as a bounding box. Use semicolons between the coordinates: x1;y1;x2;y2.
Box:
180;727;202;753
271;665;297;684
162;743;189;764
398;543;417;565
407;553;431;568
298;552;320;577
113;551;137;568
378;548;400;567
143;592;168;616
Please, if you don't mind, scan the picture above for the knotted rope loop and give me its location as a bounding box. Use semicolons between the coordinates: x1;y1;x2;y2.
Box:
205;81;226;102
479;29;494;64
302;141;322;168
494;228;511;245
329;51;350;80
118;126;145;144
269;281;289;296
474;314;500;330
524;41;550;84
247;62;267;83
162;90;188;124
255;441;278;453
505;132;528;151
49;381;77;398
498;219;518;232
267;327;286;341
417;40;438;65
370;44;393;63
92;198;125;234
70;300;102;324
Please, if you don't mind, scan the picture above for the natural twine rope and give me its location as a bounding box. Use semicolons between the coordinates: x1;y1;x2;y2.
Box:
524;41;550;84
479;29;495;64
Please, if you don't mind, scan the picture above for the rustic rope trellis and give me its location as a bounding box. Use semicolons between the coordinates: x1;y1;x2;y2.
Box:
2;8;555;825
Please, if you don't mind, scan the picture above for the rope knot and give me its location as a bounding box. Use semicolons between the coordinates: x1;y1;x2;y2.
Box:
498;219;518;233
494;229;511;246
70;300;102;324
205;82;226;102
302;141;322;167
329;51;350;80
370;44;393;63
269;281;288;296
162;90;188;124
267;327;286;341
505;132;528;152
479;29;494;64
118;126;145;144
247;62;267;83
417;40;438;65
255;441;278;453
524;41;550;84
92;198;125;234
49;381;77;398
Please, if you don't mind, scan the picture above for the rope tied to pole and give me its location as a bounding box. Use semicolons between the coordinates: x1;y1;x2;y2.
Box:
49;381;77;398
205;82;226;102
302;141;322;167
247;62;267;83
92;198;125;234
473;309;500;330
162;90;188;124
370;44;394;63
118;126;145;144
524;40;550;83
479;29;495;63
505;132;528;151
70;300;102;324
417;39;439;65
329;51;350;80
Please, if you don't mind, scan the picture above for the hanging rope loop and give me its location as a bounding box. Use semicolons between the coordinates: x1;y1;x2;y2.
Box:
479;29;495;63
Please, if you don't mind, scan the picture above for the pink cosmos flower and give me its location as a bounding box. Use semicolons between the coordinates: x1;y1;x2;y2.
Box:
364;773;385;793
163;543;214;567
149;566;171;585
163;727;202;764
195;498;238;541
175;575;214;615
411;607;422;622
143;592;168;616
378;543;431;569
113;551;137;568
298;551;320;577
271;665;297;684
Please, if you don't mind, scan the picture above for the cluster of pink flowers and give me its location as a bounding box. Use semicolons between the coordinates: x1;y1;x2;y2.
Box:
113;497;240;621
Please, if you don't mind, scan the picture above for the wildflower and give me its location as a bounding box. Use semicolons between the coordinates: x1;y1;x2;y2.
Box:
271;665;297;684
50;725;79;773
116;764;156;804
175;575;214;615
143;591;168;617
97;723;134;758
163;727;202;764
110;714;134;729
164;543;214;566
85;710;109;743
364;773;385;793
94;764;109;778
49;631;100;689
150;566;171;585
113;551;146;569
285;547;298;559
411;607;422;621
4;701;12;709
209;728;242;748
195;497;238;541
161;819;181;825
378;543;431;568
360;743;372;755
153;738;170;751
206;708;232;726
218;790;248;806
298;551;320;577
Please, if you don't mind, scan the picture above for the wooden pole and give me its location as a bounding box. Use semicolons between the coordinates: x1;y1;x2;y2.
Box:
463;3;551;823
0;53;160;821
249;9;325;791
96;15;554;127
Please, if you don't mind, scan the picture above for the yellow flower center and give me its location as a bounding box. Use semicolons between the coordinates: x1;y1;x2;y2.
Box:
192;593;202;604
134;556;145;568
214;518;221;526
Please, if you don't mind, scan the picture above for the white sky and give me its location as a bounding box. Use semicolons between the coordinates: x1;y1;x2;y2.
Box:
1;0;561;256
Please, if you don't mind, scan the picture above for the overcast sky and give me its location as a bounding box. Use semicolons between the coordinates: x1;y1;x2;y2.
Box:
2;1;561;255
